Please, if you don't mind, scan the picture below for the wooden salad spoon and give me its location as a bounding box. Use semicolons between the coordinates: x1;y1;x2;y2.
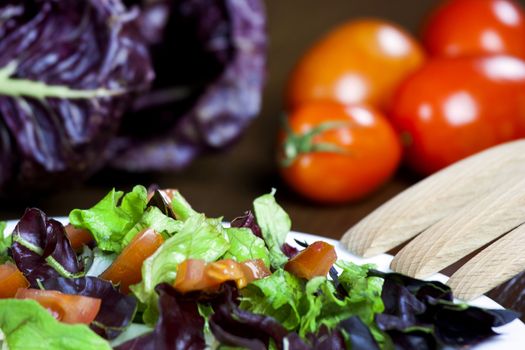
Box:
340;139;525;300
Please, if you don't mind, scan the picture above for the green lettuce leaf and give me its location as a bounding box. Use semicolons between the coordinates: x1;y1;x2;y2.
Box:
170;190;198;220
253;190;290;269
0;221;9;263
223;227;270;267
69;185;148;253
240;262;384;338
79;246;116;277
131;214;229;324
121;206;182;246
337;261;384;325
240;269;304;330
0;299;110;350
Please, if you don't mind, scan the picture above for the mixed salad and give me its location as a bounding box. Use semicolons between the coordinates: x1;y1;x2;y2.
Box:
0;186;519;349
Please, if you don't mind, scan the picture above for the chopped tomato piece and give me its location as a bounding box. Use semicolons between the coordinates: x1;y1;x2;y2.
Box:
101;228;164;293
239;259;271;288
64;224;94;251
206;259;245;287
0;263;29;298
285;241;337;279
173;259;209;293
15;288;101;324
173;258;270;293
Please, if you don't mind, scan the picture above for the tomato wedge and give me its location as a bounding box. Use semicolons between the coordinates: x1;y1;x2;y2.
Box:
238;259;271;288
15;288;101;324
172;259;209;293
285;241;337;279
64;224;94;251
173;259;270;293
101;228;163;293
0;263;29;298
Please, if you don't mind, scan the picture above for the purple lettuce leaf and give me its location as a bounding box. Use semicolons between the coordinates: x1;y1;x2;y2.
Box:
372;270;520;348
111;0;266;171
209;284;314;350
115;283;205;350
11;208;81;286
339;316;380;350
41;276;137;340
0;0;153;194
231;211;262;238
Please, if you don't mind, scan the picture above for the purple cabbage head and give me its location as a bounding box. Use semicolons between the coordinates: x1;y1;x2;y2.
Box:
0;0;266;193
0;0;154;194
111;0;267;171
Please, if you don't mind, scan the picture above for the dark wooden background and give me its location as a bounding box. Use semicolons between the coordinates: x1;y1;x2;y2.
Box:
3;0;525;317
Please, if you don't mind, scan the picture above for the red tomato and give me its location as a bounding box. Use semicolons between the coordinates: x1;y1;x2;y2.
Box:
278;102;402;203
423;0;525;58
64;224;93;251
285;241;337;280
173;259;270;293
15;288;101;324
287;19;425;110
101;228;164;293
390;55;525;175
0;263;29;298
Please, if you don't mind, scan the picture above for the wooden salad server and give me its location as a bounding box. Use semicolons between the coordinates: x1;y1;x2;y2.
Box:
340;140;525;257
447;223;525;301
340;139;525;300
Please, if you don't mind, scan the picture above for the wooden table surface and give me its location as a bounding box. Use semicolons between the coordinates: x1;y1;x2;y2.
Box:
2;0;525;318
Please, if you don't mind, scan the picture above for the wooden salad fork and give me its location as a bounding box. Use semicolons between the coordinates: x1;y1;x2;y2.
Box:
340;139;525;300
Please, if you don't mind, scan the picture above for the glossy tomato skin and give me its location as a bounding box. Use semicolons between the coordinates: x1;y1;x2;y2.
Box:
390;55;525;175
15;288;101;324
101;228;164;293
285;241;337;280
278;102;402;203
287;19;425;110
423;0;525;58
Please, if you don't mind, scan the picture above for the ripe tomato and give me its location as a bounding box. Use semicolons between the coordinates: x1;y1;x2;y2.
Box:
423;0;525;58
285;241;337;280
15;288;101;324
101;228;164;293
390;55;525;175
173;259;270;293
64;224;93;251
0;263;29;298
278;102;402;203
286;19;425;110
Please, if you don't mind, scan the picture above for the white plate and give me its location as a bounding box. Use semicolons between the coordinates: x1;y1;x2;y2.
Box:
3;220;525;349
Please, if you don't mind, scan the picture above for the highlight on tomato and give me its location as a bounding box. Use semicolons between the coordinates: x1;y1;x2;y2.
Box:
0;262;29;298
15;288;101;324
422;0;525;59
286;19;425;110
389;55;525;175
173;258;271;293
285;241;337;280
101;228;164;293
277;101;402;203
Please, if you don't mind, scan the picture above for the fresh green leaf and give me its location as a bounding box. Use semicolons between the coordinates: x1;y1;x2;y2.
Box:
170;190;198;220
253;190;290;269
130;214;229;324
69;186;148;253
0;299;110;350
240;269;304;330
122;207;183;246
223;227;270;266
0;221;9;263
337;261;384;325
